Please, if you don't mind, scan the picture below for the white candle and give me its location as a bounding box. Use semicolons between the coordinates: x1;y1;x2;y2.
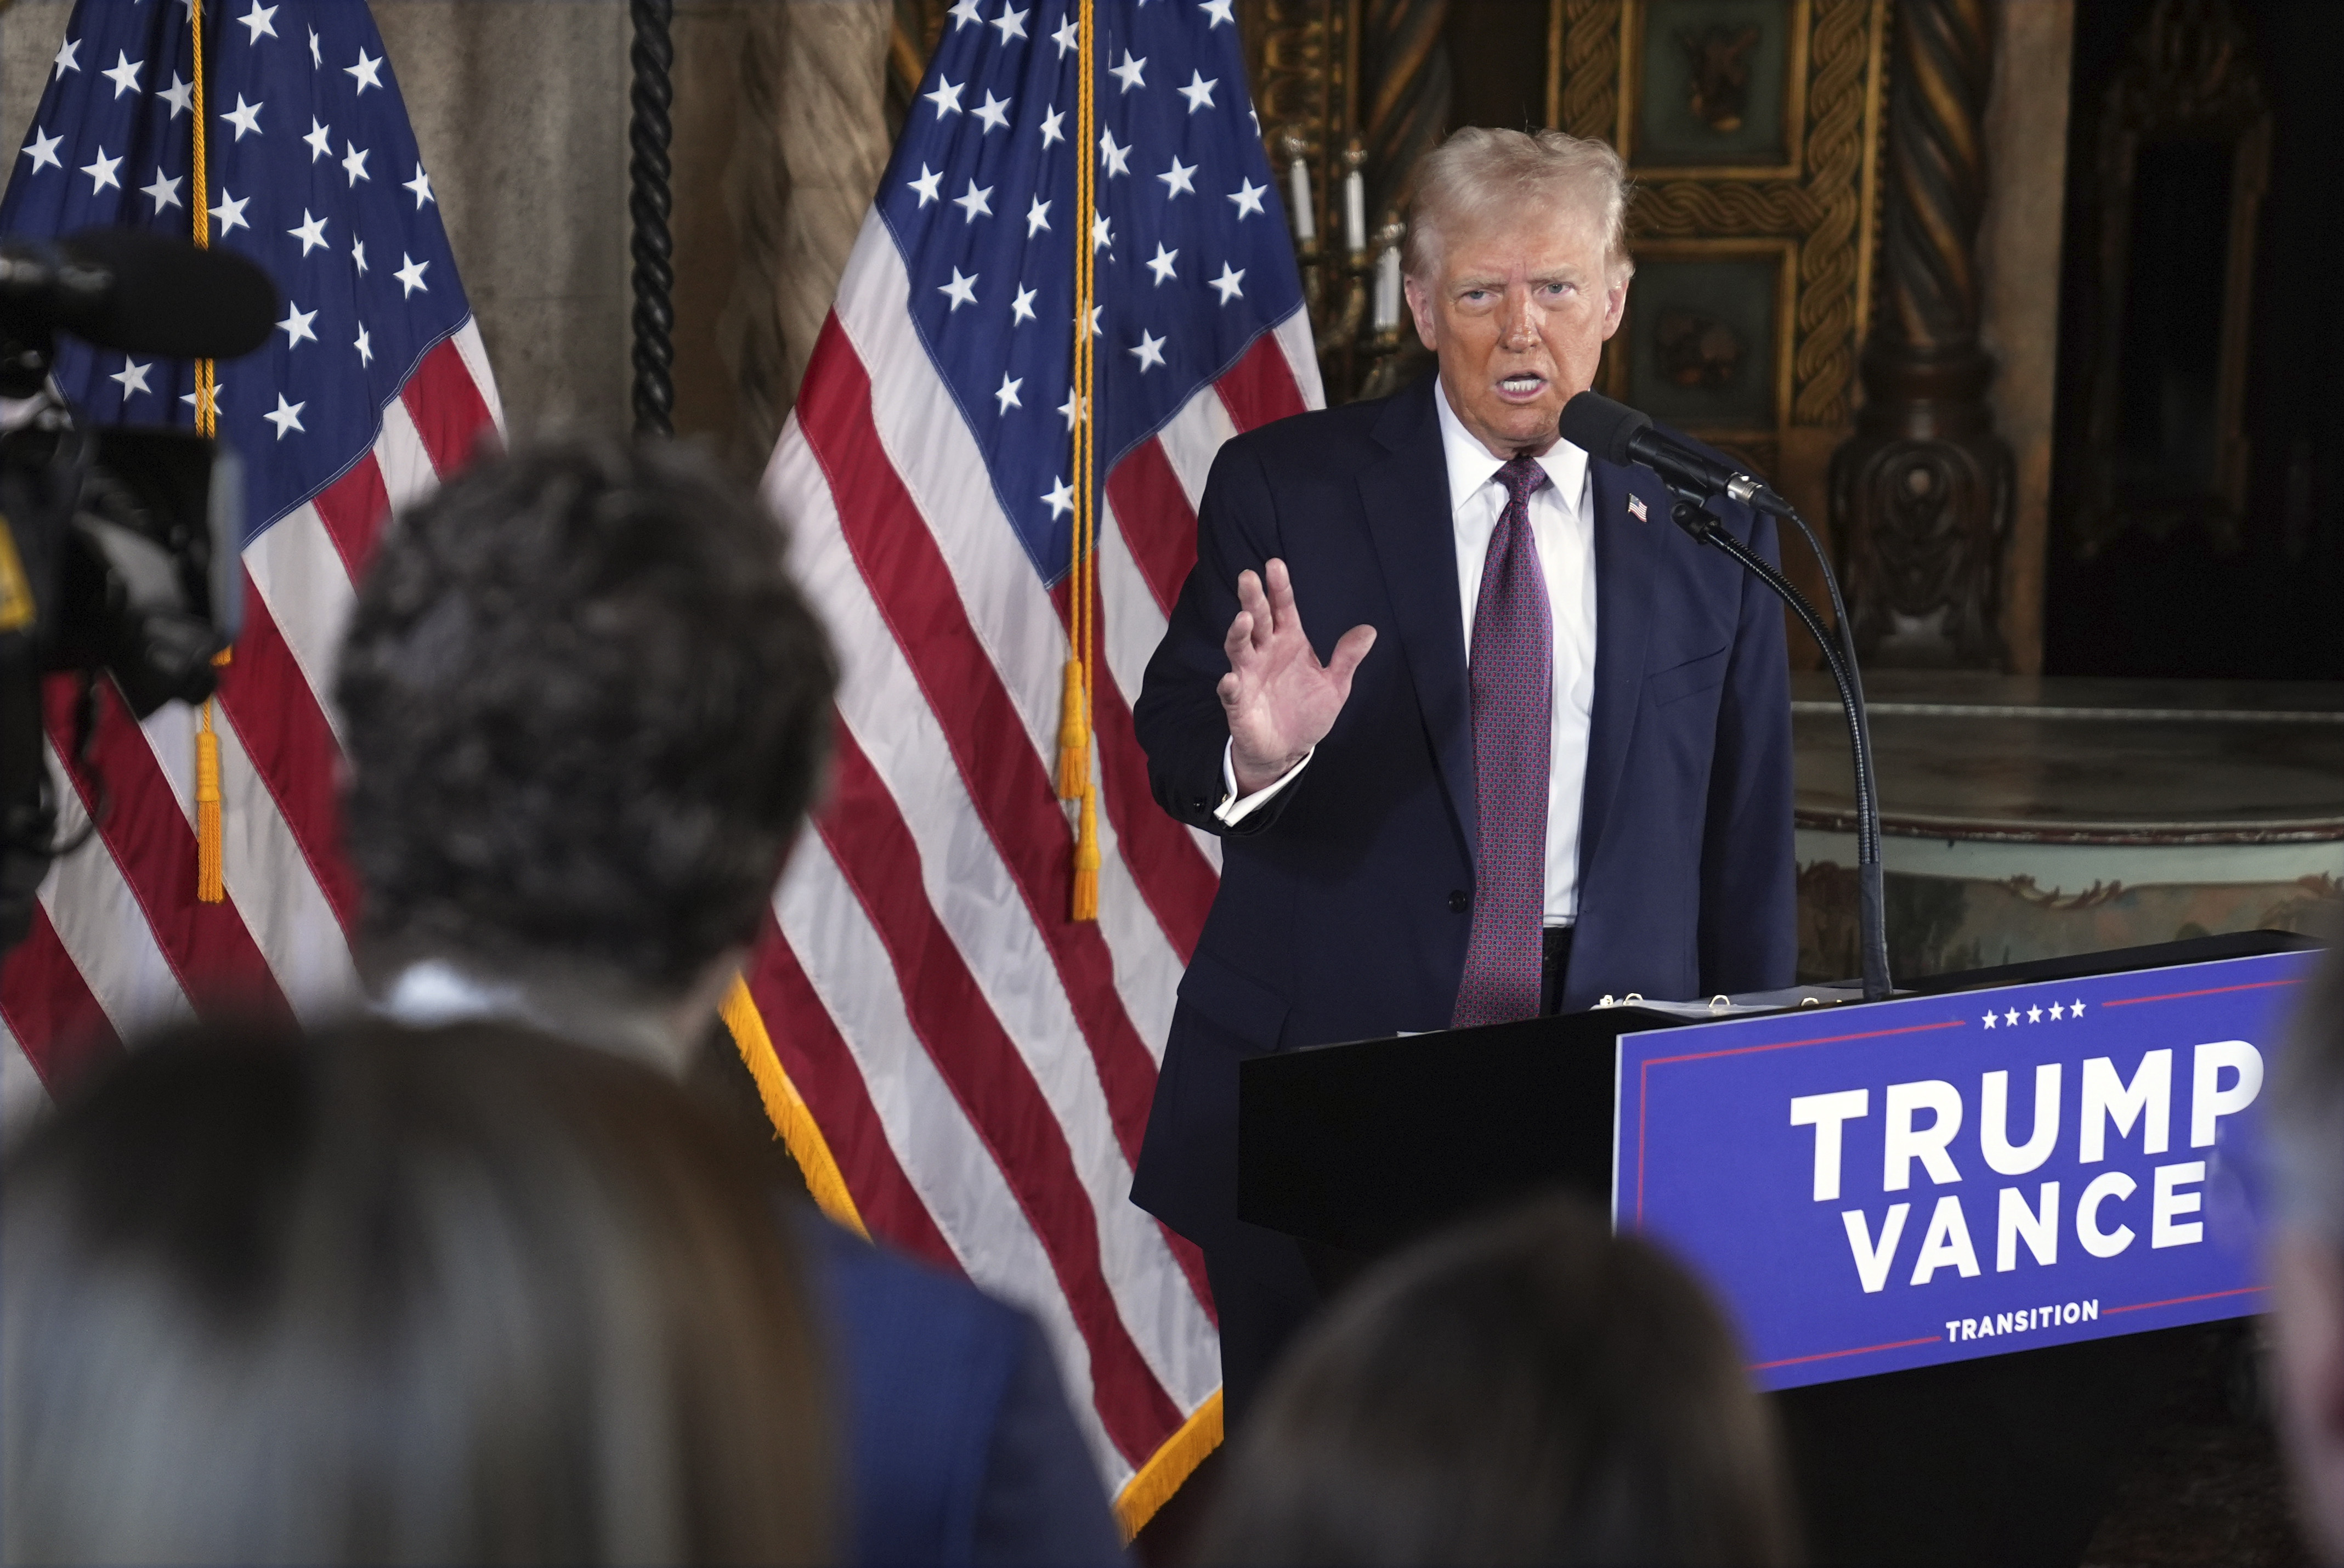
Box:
1344;170;1366;254
1287;157;1315;243
1373;245;1401;330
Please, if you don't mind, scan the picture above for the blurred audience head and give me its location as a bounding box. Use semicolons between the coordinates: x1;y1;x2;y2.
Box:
1196;1195;1795;1566
2268;939;2344;1562
334;438;837;1055
2;1019;833;1565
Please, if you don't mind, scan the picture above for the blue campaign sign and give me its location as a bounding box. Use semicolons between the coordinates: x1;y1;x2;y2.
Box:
1615;950;2314;1391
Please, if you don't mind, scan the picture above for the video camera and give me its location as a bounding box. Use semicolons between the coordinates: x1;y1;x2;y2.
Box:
0;227;277;954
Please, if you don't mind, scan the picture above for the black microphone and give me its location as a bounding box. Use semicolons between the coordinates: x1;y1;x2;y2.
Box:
0;227;278;360
1558;390;1793;517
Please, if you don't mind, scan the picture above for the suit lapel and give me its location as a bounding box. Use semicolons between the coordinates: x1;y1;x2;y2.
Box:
1579;459;1665;870
1358;381;1475;863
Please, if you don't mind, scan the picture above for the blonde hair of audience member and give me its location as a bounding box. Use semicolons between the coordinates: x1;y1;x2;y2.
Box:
2;1020;834;1566
1195;1196;1796;1566
2268;937;2344;1563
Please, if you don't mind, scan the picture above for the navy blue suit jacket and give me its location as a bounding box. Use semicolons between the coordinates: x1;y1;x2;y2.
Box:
1128;376;1796;1256
796;1216;1126;1566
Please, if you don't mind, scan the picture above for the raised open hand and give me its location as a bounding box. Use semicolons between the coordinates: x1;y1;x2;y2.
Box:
1216;558;1377;795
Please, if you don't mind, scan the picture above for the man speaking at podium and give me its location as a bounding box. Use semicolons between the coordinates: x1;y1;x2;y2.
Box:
1130;127;1798;1417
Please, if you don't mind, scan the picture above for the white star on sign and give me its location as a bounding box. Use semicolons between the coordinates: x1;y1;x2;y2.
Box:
1981;1011;1997;1029
925;78;964;117
1109;48;1147;92
993;373;1022;414
907;163;942;205
1043;476;1074;518
1209;262;1245;303
1091;213;1112;252
342;141;371;186
1146;243;1179;285
2049;1003;2065;1020
1051;15;1078;55
346;47;384;93
179;378;224;420
80;148;120;193
1039;105;1065;147
1010;284;1038;324
350;237;369;275
406;162;435;209
1200;0;1235;25
2005;1009;2019;1026
288;210;329;253
937;267;978;310
1228;178;1267;218
52;37;80;78
394;253;431;297
2071;999;2086;1015
219;94;263;140
159;72;194;118
1130;329;1167;371
240;3;279;43
304;117;332;162
142;169;183;211
110;359;152;398
354;326;374;366
973;89;1012;133
101;50;142;99
948;0;982;27
264;393;306;440
953;179;994;222
1158;156;1197;197
210;189;250;234
1099;127;1131;177
991;4;1029;41
1177;70;1218;112
1024;196;1051;236
2027;1005;2042;1023
22;128;60;174
278;302;318;349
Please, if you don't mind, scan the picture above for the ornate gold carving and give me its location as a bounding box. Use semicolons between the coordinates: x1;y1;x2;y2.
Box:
1580;0;1882;439
1788;0;1873;428
1550;0;1623;141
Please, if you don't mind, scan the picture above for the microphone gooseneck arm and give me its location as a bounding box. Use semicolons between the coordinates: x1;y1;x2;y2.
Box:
1664;492;1890;1002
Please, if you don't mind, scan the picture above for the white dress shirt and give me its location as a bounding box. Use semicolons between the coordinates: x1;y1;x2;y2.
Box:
1215;380;1600;925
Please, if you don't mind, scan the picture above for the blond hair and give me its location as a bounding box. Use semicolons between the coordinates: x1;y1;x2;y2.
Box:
1403;127;1634;284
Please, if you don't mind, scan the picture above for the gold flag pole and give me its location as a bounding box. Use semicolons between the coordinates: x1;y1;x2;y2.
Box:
188;0;229;904
1062;0;1100;921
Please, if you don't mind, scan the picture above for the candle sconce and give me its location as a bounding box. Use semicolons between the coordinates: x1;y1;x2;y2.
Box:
1279;128;1413;401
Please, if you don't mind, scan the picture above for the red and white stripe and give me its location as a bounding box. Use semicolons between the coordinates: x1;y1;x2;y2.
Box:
0;322;504;1116
756;210;1319;1490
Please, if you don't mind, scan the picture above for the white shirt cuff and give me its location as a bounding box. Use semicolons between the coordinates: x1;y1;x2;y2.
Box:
1213;739;1313;825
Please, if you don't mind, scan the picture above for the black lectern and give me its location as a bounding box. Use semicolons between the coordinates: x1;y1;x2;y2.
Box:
1236;931;2317;1567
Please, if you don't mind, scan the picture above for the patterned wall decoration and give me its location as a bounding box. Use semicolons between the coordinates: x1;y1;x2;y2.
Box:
1550;0;1887;521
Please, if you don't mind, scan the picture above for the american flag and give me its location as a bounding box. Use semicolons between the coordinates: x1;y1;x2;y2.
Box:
0;2;501;1107
751;0;1320;1516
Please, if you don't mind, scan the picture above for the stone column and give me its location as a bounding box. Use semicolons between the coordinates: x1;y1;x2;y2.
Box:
1830;0;2012;667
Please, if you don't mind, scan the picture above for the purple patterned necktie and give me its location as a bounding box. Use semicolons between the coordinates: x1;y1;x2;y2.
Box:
1452;455;1553;1028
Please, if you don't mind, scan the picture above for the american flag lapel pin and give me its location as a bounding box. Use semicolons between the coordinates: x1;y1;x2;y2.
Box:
1628;494;1648;523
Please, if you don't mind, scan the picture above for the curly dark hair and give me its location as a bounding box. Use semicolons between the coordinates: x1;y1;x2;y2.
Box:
335;439;837;994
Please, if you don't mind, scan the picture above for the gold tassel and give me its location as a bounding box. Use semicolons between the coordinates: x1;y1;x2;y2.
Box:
1072;787;1100;921
195;703;224;903
1056;657;1090;799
